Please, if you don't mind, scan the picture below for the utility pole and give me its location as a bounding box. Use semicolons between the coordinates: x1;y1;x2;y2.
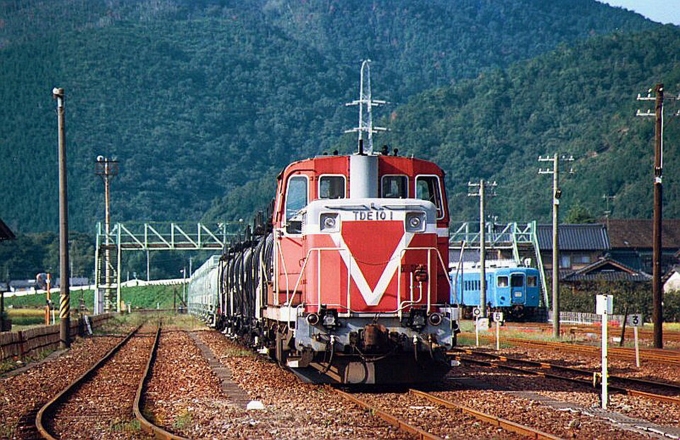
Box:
346;59;387;154
603;194;616;230
539;154;573;339
53;87;70;349
95;156;119;312
468;179;497;318
636;83;678;349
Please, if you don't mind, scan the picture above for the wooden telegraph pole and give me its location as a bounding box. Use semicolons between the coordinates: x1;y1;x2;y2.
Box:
637;84;665;349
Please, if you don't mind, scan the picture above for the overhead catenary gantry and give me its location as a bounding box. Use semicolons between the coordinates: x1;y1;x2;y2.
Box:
93;221;242;314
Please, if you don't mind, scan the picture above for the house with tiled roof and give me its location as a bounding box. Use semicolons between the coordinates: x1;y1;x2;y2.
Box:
562;257;652;284
536;223;610;271
536;222;653;286
605;219;680;275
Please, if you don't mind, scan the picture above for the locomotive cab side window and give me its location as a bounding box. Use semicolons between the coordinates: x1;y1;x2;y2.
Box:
381;175;408;198
415;175;443;219
285;175;308;234
319;175;346;199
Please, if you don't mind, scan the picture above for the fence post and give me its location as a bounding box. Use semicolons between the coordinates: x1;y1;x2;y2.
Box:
19;330;26;360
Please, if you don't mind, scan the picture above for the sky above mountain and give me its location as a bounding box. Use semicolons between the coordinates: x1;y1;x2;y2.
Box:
600;0;680;25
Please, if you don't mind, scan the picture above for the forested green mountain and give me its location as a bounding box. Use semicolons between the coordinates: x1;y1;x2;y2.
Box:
388;26;680;223
0;0;659;235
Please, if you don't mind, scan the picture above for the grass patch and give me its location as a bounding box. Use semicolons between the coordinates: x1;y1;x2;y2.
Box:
666;322;680;331
223;345;256;357
110;418;141;432
173;411;193;430
0;348;55;374
6;308;48;328
2;284;182;312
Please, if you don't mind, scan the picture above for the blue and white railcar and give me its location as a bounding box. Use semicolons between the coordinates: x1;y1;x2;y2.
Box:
450;261;541;321
187;255;221;326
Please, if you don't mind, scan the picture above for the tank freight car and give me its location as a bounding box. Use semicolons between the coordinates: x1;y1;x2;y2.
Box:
187;255;221;325
450;261;541;321
190;150;460;384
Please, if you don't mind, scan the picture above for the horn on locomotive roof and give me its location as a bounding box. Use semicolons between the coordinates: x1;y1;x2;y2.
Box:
345;59;387;155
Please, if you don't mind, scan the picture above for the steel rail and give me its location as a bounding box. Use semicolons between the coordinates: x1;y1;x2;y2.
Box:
408;389;564;440
502;338;680;365
334;388;442;440
452;349;680;405
36;323;145;439
133;326;189;440
460;332;680;364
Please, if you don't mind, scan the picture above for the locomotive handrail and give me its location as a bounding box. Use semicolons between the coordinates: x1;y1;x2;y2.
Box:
273;234;293;301
396;246;434;314
406;245;455;307
380;204;431;211
287;245;450;316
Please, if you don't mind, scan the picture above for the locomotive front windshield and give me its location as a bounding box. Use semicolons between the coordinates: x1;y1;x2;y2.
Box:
319;175;346;199
286;176;308;220
415;175;443;219
381;175;408;198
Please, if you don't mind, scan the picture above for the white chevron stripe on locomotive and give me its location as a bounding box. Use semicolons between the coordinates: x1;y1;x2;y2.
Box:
329;231;415;306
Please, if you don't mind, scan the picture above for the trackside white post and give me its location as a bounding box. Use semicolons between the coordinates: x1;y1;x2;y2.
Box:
475;316;480;347
496;318;500;350
493;312;503;350
627;313;643;368
602;311;608;409
634;326;640;368
596;294;612;410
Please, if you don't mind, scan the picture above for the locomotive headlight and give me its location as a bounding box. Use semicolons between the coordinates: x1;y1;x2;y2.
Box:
427;312;443;326
320;213;339;232
306;313;320;326
405;212;426;232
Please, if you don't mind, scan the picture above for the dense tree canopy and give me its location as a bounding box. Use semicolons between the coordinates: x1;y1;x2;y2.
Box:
0;0;660;234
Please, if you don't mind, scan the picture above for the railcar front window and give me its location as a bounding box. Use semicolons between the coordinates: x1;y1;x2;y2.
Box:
415;175;443;218
527;275;537;287
286;176;308;221
511;275;524;287
498;276;509;287
382;175;408;198
319;175;346;199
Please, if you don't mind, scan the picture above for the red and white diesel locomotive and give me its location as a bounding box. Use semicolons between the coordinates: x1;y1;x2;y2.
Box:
190;145;460;384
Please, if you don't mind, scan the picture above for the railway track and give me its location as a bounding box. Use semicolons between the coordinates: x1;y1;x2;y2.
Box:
503;321;680;345
461;330;680;367
336;387;561;439
505;337;680;365
451;347;680;405
35;322;179;440
4;314;677;439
